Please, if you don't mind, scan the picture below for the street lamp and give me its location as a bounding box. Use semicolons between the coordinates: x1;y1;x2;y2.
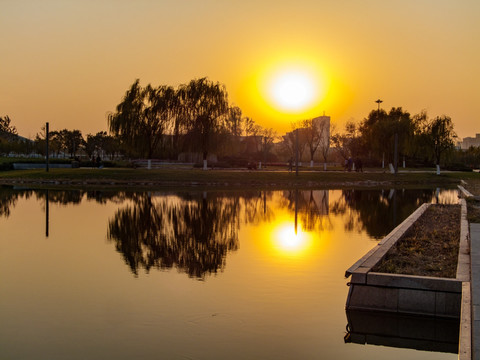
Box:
375;99;384;168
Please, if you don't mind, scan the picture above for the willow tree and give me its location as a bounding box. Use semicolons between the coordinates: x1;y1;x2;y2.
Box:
178;78;229;169
108;80;177;159
423;115;456;174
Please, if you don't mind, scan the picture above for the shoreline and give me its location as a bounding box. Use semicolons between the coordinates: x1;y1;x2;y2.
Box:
0;168;474;190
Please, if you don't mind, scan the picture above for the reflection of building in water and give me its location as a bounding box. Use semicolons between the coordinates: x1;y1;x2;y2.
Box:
281;190;330;215
281;115;330;163
299;190;329;216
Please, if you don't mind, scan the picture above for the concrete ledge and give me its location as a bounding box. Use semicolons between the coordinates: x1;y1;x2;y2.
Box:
459;282;471;360
458;185;474;198
471;223;480;359
367;272;462;292
458;198;471;282
345;203;430;277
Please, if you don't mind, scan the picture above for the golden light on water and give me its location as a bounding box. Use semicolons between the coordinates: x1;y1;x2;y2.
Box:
272;222;314;257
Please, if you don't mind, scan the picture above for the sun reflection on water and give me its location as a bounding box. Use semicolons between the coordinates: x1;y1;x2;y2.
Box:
273;222;313;257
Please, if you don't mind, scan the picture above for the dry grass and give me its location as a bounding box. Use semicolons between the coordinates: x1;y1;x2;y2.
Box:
463;177;480;222
372;204;461;278
467;199;480;223
464;177;480;196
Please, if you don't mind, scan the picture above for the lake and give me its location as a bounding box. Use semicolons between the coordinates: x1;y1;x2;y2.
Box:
0;186;460;359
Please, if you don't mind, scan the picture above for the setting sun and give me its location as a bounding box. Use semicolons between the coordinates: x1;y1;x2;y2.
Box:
239;55;333;132
269;69;316;111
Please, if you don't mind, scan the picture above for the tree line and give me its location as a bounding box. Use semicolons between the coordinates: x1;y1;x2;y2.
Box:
108;78;276;168
1;79;479;169
1;78;276;166
329;107;464;169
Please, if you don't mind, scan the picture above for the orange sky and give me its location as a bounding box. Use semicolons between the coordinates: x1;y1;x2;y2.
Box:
1;0;479;139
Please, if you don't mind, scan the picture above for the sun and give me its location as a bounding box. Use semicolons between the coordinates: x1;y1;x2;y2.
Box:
268;68;317;112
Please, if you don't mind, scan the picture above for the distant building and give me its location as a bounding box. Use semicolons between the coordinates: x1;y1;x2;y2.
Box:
282;115;331;163
312;115;330;151
458;134;480;150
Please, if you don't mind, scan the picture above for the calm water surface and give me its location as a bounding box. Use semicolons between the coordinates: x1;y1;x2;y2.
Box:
0;187;459;359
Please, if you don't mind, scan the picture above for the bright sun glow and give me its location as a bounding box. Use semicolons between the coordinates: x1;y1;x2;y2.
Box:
268;68;318;112
269;69;316;111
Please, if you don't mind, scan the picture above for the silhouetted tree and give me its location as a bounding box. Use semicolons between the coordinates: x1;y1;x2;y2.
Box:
109;80;177;158
331;121;359;162
178;78;229;169
422;115;457;167
226;105;243;137
358;107;414;164
282;122;308;162
0;115;17;140
302;118;329;167
60;129;84;158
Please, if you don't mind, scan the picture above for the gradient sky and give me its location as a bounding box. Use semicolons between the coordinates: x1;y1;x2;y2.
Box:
1;0;479;139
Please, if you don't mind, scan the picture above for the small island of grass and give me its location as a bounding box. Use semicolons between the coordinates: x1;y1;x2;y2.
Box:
372;204;461;278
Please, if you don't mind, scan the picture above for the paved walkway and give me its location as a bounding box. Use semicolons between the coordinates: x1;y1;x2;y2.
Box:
471;223;480;360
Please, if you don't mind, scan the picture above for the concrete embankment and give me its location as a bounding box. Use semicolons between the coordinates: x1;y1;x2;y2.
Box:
345;197;471;357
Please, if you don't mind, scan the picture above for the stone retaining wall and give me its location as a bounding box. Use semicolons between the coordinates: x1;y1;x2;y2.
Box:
345;199;469;319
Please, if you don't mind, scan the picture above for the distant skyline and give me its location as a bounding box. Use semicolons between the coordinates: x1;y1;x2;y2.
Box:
1;0;479;139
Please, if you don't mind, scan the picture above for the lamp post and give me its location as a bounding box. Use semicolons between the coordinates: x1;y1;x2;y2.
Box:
295;128;299;176
45;122;49;172
375;100;384;168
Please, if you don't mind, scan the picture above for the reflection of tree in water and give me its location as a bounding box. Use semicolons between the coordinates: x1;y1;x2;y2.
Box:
1;186;452;278
0;186;131;218
107;193;246;279
279;189;332;232
242;191;275;225
35;190;84;205
330;189;446;239
85;190;129;204
0;186;34;218
35;189;129;205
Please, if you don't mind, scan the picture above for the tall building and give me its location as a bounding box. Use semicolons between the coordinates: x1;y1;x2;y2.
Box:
312;115;330;150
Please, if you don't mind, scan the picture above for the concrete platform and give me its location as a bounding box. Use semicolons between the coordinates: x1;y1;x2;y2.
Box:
345;201;468;319
471;223;480;360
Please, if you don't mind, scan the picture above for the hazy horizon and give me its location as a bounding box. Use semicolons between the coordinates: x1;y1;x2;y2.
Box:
1;0;479;139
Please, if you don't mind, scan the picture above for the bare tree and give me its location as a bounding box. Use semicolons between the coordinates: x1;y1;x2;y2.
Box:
302;117;329;168
282;121;308;164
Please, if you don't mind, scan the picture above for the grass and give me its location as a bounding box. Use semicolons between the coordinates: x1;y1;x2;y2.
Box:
0;166;475;189
462;177;480;223
372;204;461;278
464;177;480;196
